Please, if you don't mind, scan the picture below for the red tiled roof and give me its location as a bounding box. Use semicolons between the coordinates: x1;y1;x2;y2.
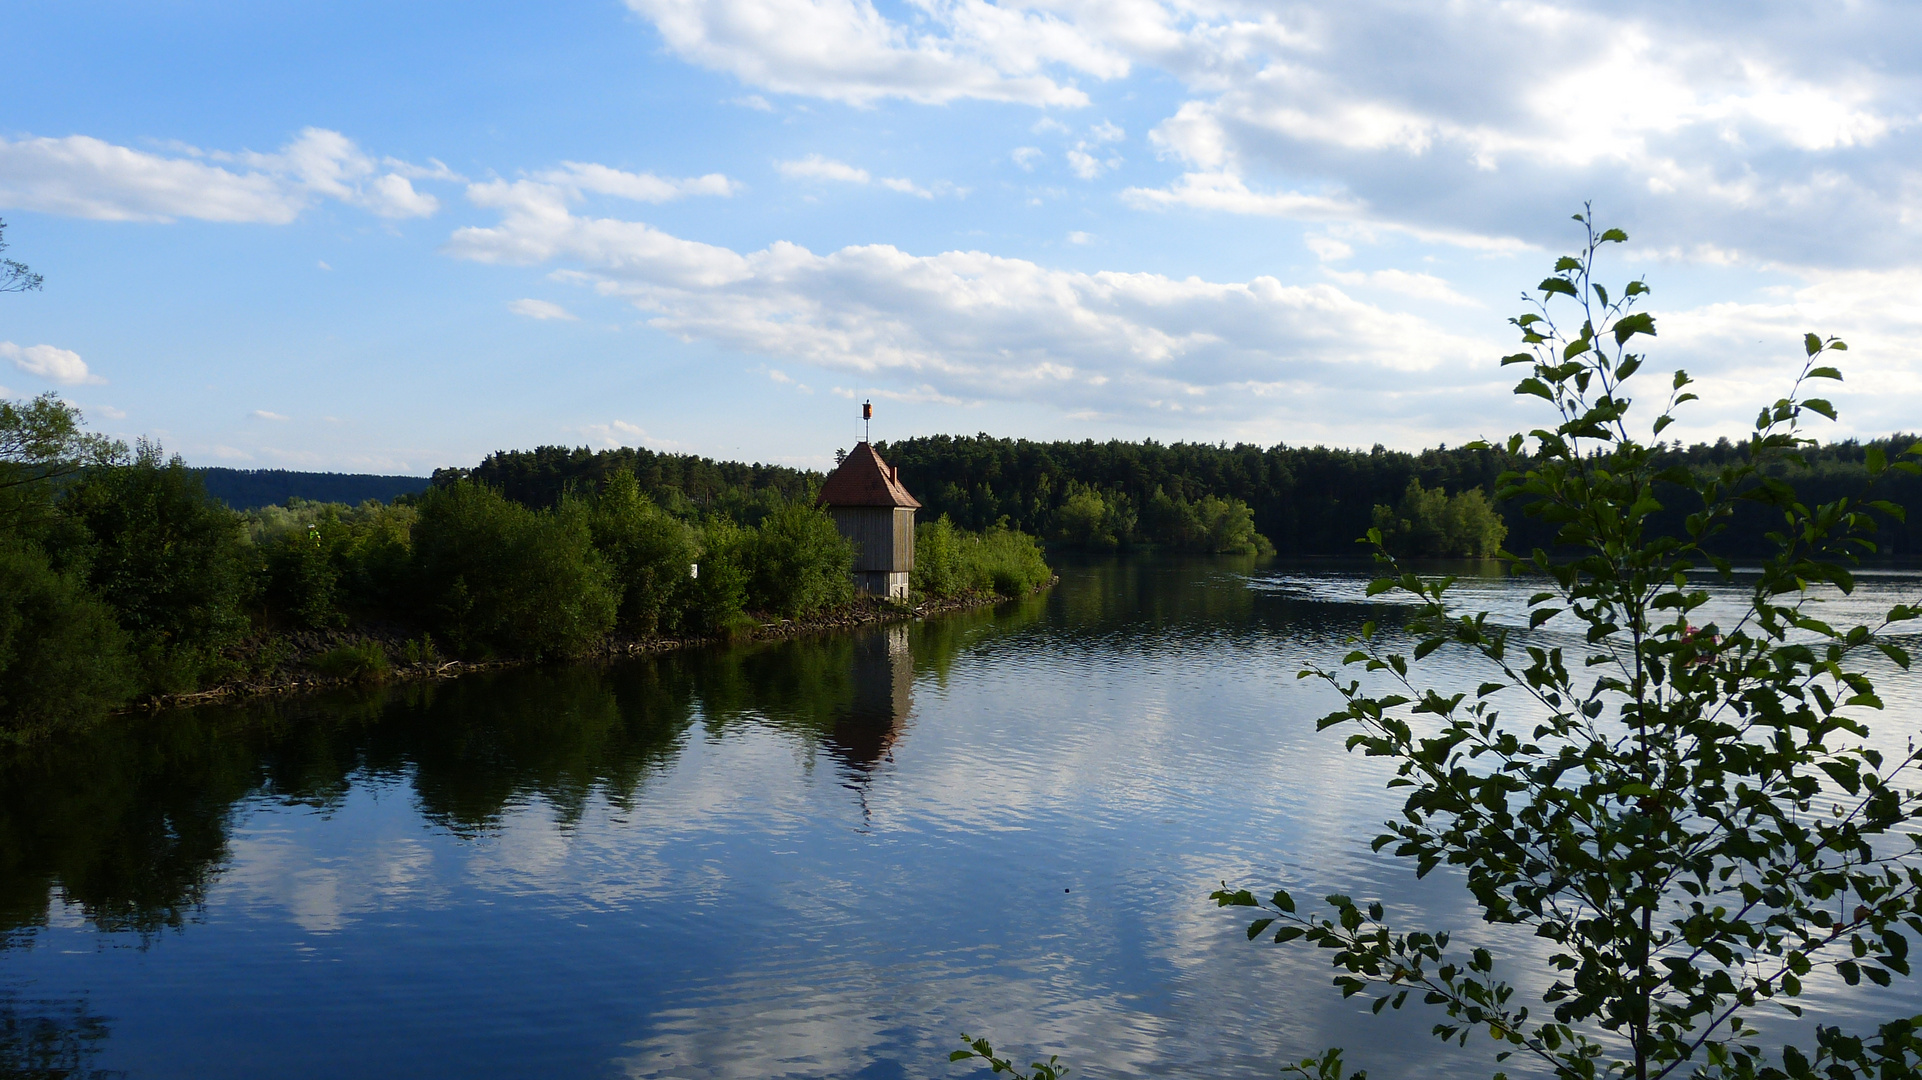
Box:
818;442;921;508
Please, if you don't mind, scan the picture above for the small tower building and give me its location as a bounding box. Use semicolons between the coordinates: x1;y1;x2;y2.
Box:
818;442;919;599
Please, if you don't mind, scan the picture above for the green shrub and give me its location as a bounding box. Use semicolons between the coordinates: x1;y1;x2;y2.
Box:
399;634;441;666
1051;483;1130;551
1368;477;1507;557
243;498;417;625
585;471;699;636
309;641;391;682
913;516;1051;598
261;524;343;628
410;480;617;659
744;502;852;618
964;525;1052;597
0;539;135;738
689;517;750;634
911;515;965;595
56;441;252;694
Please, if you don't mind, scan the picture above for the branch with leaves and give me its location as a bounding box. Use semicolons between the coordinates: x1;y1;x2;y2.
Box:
1213;209;1922;1080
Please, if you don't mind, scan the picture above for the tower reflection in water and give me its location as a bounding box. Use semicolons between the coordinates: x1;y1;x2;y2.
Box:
823;624;914;793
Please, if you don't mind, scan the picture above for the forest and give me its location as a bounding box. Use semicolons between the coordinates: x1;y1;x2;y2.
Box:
0;396;1050;740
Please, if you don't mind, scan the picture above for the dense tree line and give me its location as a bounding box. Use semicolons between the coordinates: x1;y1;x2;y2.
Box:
874;433;1921;557
440;444;818;524
195;467;431;510
0;399;1047;739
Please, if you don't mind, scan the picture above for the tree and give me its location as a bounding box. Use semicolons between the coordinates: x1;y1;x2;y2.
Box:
0;394;121;533
410;479;616;659
744;501;853;619
1214;213;1922;1080
0;218;43;294
57;440;253;695
0;538;135;738
1370;478;1508;558
583;470;700;636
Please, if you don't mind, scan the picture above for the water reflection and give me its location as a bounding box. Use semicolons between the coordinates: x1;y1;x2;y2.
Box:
0;558;1917;1080
0;603;1028;943
0;991;120;1080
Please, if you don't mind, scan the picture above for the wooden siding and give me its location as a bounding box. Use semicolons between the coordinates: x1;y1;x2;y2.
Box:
892;507;915;573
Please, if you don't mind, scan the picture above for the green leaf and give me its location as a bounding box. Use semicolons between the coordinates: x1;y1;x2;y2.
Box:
1539;278;1579;299
1804;398;1838;421
1554;256;1582;272
1807;366;1843;381
1867;446;1886;475
1515;378;1554;401
1248;917;1276;940
1599;228;1628;243
1612;311;1656;345
1500;353;1533;366
1805;332;1823;357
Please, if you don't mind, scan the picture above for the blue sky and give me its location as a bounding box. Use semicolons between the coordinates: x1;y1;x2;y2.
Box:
3;0;1919;474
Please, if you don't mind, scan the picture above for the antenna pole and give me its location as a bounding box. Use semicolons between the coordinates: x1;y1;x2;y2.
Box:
863;399;872;444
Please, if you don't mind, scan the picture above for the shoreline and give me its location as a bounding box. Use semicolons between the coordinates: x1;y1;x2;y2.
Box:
138;577;1057;712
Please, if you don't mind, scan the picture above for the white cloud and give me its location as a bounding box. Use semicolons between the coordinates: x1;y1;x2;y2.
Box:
766;367;814;392
1304;234;1352;262
0;128;444;223
1065;120;1126;179
253;410;290;421
1322;268;1480;307
95;405;127;420
534;162;739;202
620;0;1922;268
879;176;932;198
578;419;689;450
444;196;1504;429
1011;146;1043;170
777;154;871;184
508;298;580;321
730;94;774;110
773;156;953;198
623;0;1127;107
1067;230;1093;244
0;342;102;385
317;260;333;271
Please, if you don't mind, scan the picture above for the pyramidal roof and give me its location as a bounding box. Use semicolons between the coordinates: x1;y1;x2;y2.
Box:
818;442;921;509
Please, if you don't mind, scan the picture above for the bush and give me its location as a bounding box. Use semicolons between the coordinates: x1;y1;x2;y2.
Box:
1051;484;1130;551
689;517;753;637
964;524;1052;596
1192;495;1270;554
244;498;417;626
56;441;252;694
261;524;343;629
410;480;616;659
308;641;391;682
1368;477;1506;557
911;516;965;596
585;471;699;636
744;502;853;618
0;539;135;738
913;516;1052;598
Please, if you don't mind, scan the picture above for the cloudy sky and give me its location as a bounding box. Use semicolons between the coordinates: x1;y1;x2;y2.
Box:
3;0;1918;473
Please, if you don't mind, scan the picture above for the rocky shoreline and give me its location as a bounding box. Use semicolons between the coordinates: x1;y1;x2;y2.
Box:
139;577;1057;712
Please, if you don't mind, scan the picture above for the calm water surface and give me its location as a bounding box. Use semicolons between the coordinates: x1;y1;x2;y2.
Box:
4;557;1920;1079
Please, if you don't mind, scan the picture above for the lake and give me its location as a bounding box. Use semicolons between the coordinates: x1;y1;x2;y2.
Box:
4;556;1919;1079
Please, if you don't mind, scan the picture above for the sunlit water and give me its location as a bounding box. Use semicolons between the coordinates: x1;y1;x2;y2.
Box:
3;557;1920;1079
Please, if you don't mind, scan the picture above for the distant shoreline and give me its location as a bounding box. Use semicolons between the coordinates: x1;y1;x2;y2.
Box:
137;577;1055;713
